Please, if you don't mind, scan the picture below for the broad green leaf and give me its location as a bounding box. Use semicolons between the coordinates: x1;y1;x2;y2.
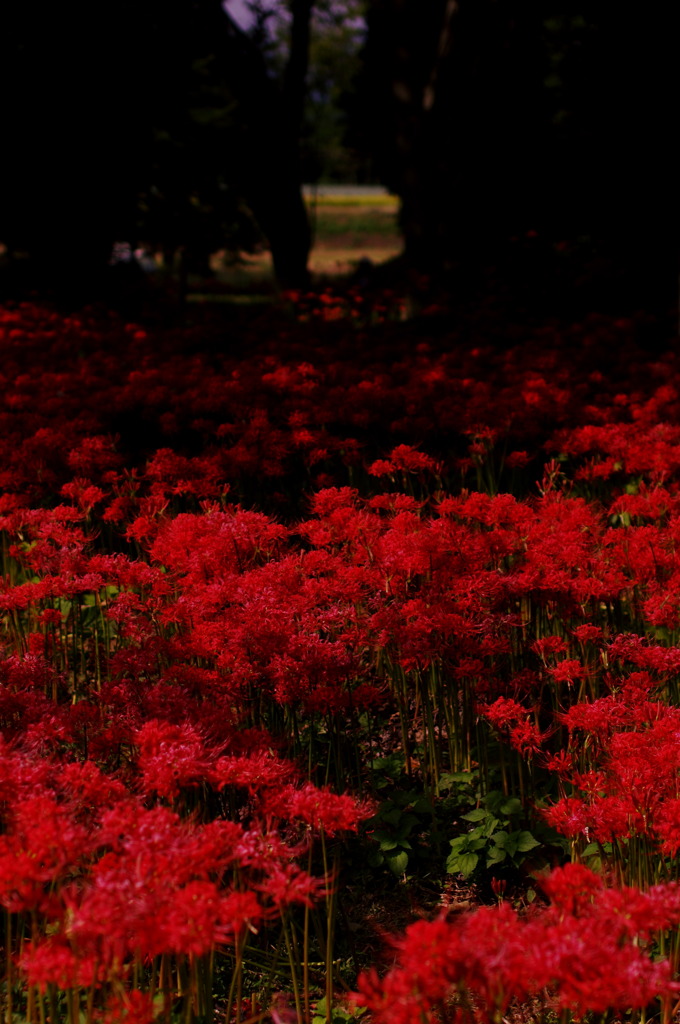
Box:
485;790;505;811
384;849;409;876
438;771;477;791
371;830;397;845
454;851;481;876
515;831;540;853
469;837;488;851
380;808;403;826
500;797;523;817
461;808;487;822
395;813;421;834
486;847;507;864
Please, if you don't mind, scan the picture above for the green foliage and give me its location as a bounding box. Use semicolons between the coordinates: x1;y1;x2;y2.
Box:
302;2;367;181
366;757;434;876
368;754;406;789
446;790;563;879
313;996;367;1024
580;840;613;873
310;205;399;241
437;770;482;810
262;0;368;182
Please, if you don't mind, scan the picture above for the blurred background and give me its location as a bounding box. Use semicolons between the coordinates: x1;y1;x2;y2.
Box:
0;1;676;321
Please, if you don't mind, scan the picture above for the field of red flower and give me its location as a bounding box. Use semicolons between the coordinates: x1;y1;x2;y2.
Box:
1;298;680;1023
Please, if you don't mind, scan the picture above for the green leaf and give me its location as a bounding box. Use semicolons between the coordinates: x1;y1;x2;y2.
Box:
491;830;510;850
395;791;418;807
380;808;403;826
485;790;505;812
499;797;523;817
515;831;540;853
446;851;479;877
450;833;481;854
371;830;397;848
370;755;404;780
395;813;420;834
486;847;507;864
461;808;487;822
468;837;487;852
384;849;409;876
438;771;477;792
313;998;330;1023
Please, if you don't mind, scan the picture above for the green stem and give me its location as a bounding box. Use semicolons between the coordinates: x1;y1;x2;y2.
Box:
281;917;303;1024
5;911;11;1024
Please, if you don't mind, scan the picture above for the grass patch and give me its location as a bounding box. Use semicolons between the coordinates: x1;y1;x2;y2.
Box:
307;197;401;246
311;209;400;240
303;193;398;208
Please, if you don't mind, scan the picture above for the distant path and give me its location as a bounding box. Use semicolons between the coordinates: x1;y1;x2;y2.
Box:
302;184;394;199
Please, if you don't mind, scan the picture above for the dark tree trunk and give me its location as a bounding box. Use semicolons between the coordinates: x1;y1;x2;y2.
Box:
364;0;547;277
364;0;679;322
0;0;314;300
0;1;146;303
216;2;312;290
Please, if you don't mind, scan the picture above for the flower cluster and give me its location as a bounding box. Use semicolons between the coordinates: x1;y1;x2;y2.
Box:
356;864;680;1023
2;301;680;1021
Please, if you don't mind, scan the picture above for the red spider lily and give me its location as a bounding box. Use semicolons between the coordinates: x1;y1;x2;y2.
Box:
0;793;92;913
355;865;680;1022
134;720;216;800
369;445;442;478
549;658;586;685
261;782;373;837
19;936;98;993
100;989;156;1024
6;302;680;1020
